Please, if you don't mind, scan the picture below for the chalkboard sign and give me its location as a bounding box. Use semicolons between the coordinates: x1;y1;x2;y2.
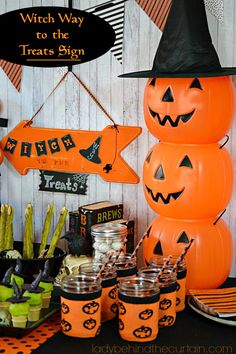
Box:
39;170;88;195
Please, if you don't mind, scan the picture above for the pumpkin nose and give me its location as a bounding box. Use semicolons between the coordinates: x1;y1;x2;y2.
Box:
162;87;174;102
155;165;165;180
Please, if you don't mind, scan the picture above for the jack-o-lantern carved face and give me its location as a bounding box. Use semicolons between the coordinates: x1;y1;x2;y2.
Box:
110;303;118;314
143;142;233;219
176;298;181;306
143;216;233;291
139;309;153;320
160;299;172;310
83;318;97;330
108;287;117;300
61;302;69;314
159;315;175;327
82;301;99;315
118;302;126;315
144;77;235;143
61;319;72;332
133;326;152;338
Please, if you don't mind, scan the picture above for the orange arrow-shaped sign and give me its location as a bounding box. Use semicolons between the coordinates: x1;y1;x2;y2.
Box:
0;121;142;184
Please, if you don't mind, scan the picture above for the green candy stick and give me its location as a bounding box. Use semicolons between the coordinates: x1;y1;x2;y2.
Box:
0;204;7;251
47;207;68;258
23;204;34;259
5;205;14;250
39;205;54;256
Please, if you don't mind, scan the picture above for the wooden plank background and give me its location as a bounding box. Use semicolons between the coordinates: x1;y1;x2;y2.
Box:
0;0;235;274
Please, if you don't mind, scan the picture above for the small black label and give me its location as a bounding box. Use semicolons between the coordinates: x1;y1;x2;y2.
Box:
39;170;88;195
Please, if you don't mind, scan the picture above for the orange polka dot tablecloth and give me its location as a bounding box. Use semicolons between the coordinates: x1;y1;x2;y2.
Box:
0;312;61;354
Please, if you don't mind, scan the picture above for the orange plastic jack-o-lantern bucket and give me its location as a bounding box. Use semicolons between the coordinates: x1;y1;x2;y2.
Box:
143;216;233;291
143;142;233;219
144;77;235;143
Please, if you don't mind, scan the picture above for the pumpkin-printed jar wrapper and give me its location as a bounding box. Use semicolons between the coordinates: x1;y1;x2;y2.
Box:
60;274;102;338
79;262;117;322
137;268;177;327
148;255;187;311
118;277;160;342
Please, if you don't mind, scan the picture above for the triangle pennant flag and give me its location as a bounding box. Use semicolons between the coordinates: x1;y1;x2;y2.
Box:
85;0;128;64
135;0;224;32
135;0;172;31
0;60;22;92
205;0;224;22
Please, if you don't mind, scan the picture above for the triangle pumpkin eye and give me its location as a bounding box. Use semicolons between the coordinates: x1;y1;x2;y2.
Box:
179;155;193;168
154;241;163;255
177;231;190;244
149;78;156;86
190;78;202;90
155;165;165;180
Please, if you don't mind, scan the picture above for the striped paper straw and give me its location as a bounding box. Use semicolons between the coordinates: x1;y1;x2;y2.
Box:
109;237;128;269
171;238;195;273
96;250;115;279
157;255;173;280
130;232;147;259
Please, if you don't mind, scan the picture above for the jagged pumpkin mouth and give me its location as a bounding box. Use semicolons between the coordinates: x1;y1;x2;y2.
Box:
149;108;195;127
145;185;184;204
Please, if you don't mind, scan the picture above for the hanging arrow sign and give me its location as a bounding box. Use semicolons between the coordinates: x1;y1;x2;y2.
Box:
0;121;142;184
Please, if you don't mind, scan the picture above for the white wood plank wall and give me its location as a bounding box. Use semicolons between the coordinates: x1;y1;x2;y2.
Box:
0;0;235;274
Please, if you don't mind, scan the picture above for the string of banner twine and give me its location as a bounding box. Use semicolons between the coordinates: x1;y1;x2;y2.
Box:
23;71;119;172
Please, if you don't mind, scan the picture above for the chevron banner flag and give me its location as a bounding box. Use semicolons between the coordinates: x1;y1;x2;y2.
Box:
86;0;128;64
135;0;224;31
0;59;22;91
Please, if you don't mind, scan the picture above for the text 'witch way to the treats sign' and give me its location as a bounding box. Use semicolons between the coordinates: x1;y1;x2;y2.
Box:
0;6;116;67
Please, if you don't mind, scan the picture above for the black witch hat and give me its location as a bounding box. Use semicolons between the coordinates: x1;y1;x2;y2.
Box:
23;270;44;293
120;0;236;78
0;267;13;288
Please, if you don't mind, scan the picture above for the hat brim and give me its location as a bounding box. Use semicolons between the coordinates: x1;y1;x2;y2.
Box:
22;284;44;293
119;67;236;78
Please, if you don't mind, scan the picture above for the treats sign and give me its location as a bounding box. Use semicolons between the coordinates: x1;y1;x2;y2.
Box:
0;121;142;184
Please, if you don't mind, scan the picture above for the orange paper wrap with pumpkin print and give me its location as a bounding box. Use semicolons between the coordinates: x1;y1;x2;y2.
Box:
176;271;187;311
118;292;160;342
159;283;177;327
61;290;101;338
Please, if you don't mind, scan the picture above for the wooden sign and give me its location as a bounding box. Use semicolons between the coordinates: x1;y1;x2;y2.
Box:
0;121;142;184
39;170;88;195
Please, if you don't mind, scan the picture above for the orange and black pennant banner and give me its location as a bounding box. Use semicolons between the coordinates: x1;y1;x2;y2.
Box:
135;0;223;31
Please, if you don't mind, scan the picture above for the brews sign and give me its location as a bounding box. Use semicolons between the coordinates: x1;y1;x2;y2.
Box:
0;121;142;184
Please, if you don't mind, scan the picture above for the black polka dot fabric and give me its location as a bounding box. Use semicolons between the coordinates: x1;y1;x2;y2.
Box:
1;313;61;354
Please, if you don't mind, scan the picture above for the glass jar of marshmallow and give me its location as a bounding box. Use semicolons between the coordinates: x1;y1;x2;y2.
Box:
91;223;127;261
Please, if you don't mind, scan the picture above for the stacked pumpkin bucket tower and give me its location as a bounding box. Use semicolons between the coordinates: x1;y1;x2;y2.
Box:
120;0;236;291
